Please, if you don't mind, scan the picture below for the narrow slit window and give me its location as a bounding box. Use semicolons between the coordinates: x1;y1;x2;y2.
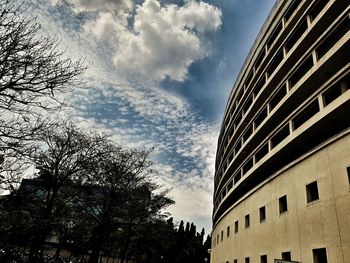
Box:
306;181;319;203
279;195;288;214
234;220;239;233
245;214;250;228
259;206;266;222
227;226;230;237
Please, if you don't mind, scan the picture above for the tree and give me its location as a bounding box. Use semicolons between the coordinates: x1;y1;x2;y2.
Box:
0;0;87;152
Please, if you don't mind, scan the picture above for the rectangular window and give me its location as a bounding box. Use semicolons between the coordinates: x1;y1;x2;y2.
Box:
267;49;284;77
245;257;250;263
243;96;254;115
323;82;343;106
267;21;283;50
255;106;268;128
234;171;242;185
306;181;320;203
253;76;266;97
269;83;287;110
316;17;350;60
313;248;328;263
227;226;230;237
243;124;253;142
255;143;269;163
234;140;242;155
234;220;239;233
260;255;267;263
255;49;266;71
245;214;250;228
279;195;288;214
309;0;329;22
235;112;243;127
260;206;266;222
227;180;233;191
237;88;244;103
245;70;254;87
289;55;313;88
285;19;308;53
284;0;302;22
271;124;290;148
282;251;292;261
217;234;219;244
221;230;223;241
243;158;254;175
234;260;238;263
292;99;320;130
347;167;350;186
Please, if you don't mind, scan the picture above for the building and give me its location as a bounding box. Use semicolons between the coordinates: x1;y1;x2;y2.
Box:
211;0;350;262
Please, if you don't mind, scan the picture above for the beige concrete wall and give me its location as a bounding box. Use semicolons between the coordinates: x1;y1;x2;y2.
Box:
211;133;350;263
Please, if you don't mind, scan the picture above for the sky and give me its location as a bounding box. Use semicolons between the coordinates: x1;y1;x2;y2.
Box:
24;0;275;233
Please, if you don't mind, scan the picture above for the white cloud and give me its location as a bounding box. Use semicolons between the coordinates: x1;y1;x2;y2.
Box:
53;0;133;13
84;0;222;81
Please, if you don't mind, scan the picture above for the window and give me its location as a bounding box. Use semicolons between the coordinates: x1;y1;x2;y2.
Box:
234;141;242;155
317;18;350;59
234;220;239;233
234;260;238;263
254;49;266;70
285;19;308;53
260;255;267;263
309;0;329;21
243;96;253;115
267;49;284;77
306;181;319;203
243;124;253;142
227;226;230;237
221;230;224;241
245;257;250;263
289;55;313;88
347;167;350;186
217;234;219;244
243;158;254;175
284;0;302;22
253;76;266;97
279;195;288;214
271;124;290;148
234;171;242;185
267;21;283;50
292;99;320;130
245;70;254;87
260;206;266;222
255;143;269;163
282;251;291;261
255;106;268;128
313;248;328;263
245;214;250;228
227;180;233;191
237;88;244;103
269;83;287;110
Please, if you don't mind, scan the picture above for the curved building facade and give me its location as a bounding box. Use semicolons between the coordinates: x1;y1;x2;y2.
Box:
211;0;350;262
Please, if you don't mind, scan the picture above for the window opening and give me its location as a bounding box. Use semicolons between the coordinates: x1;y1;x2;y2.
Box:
306;181;319;203
292;99;320;130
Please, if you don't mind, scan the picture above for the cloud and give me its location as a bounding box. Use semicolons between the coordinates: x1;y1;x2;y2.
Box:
84;0;222;81
54;0;133;12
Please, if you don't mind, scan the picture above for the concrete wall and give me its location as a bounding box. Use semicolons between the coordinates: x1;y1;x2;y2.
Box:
211;132;350;263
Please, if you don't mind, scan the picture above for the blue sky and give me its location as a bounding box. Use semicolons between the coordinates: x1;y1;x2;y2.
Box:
27;0;275;233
